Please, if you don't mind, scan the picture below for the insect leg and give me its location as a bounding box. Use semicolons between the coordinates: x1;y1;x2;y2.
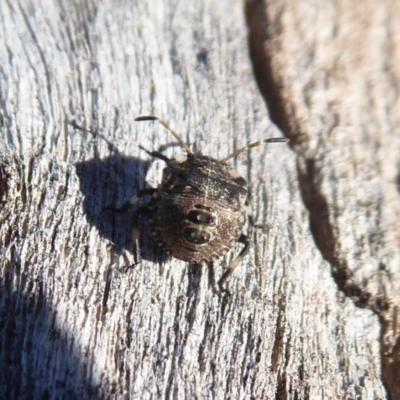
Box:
106;188;157;265
218;233;250;292
138;145;171;163
206;261;220;295
131;197;161;266
131;211;141;266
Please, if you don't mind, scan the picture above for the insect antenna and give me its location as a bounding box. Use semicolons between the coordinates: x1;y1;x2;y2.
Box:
135;116;192;154
221;137;289;162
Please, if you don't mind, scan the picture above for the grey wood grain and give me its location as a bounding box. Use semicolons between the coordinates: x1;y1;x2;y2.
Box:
0;0;395;399
247;0;400;399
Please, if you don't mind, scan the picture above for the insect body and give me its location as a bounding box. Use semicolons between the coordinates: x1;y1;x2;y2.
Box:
123;116;288;294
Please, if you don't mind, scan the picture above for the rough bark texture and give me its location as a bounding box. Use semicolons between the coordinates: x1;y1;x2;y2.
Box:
0;0;398;399
247;1;400;399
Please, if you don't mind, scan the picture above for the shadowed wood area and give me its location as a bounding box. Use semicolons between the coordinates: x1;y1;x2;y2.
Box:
0;0;398;399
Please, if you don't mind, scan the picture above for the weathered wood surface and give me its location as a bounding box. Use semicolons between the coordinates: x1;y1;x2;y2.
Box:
0;0;398;399
247;1;400;399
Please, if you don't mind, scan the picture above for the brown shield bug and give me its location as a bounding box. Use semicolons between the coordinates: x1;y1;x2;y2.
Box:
118;116;288;294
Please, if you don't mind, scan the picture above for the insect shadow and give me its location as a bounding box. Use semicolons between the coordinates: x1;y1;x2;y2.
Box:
75;152;209;296
73;123;170;265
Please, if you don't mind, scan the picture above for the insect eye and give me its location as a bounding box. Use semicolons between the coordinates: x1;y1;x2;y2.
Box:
188;210;215;225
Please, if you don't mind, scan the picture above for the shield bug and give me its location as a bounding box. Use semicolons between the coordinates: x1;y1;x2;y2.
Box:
119;116;288;294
